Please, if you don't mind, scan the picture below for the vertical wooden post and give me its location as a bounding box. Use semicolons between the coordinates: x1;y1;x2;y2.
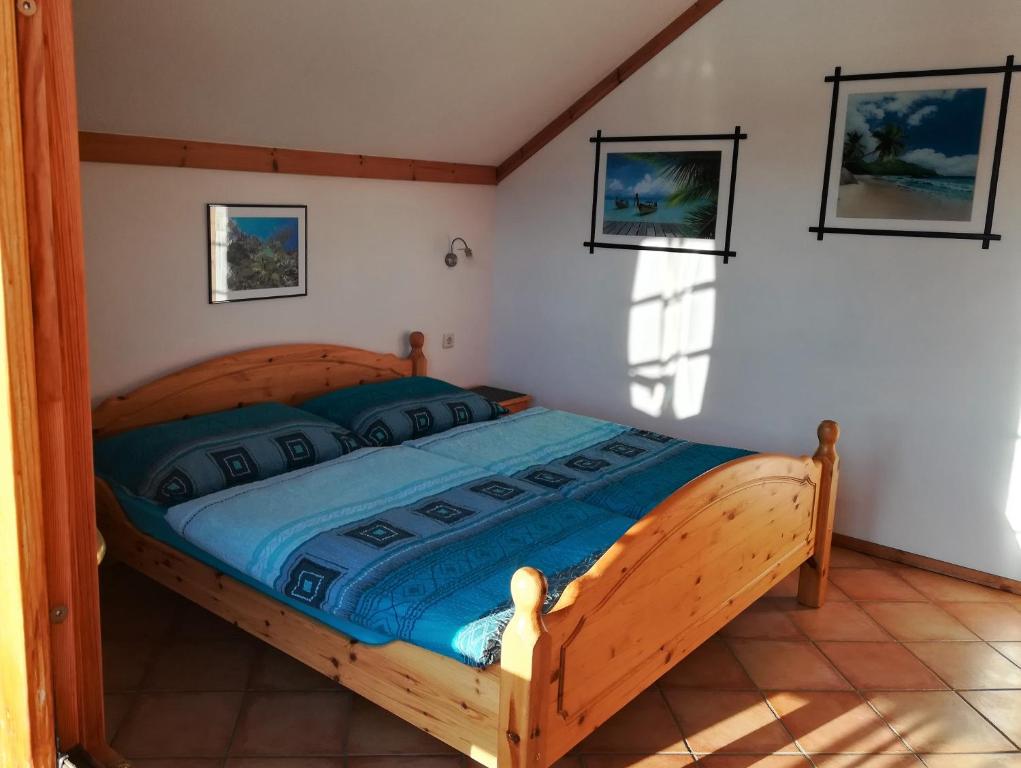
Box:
798;420;840;607
42;0;110;759
17;0;83;746
409;330;427;376
498;567;551;768
0;0;56;764
15;0;114;760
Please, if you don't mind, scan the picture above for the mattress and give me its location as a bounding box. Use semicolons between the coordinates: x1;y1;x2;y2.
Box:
112;409;752;666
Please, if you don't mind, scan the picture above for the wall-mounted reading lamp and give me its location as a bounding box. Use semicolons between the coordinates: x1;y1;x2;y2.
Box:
445;237;473;268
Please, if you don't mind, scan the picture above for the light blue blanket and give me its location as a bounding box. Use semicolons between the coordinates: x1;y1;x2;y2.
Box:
165;443;634;665
408;408;754;519
163;409;751;666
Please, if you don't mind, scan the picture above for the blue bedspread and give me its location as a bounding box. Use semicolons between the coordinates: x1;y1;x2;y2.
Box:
407;407;754;519
159;409;752;666
164;444;634;665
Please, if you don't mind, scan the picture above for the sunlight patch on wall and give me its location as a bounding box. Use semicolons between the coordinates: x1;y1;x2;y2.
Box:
1002;413;1021;549
628;249;716;419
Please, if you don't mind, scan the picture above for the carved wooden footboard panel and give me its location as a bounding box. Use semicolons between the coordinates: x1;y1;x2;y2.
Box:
498;423;839;768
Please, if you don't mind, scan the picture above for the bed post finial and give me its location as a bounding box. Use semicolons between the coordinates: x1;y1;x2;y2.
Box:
510;566;548;636
499;567;550;768
408;331;427;376
799;419;840;608
816;420;839;461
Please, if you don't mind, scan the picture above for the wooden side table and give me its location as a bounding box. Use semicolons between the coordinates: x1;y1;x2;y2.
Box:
469;385;533;414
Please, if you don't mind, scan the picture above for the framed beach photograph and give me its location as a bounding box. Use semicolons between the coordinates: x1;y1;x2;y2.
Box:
811;57;1015;248
837;87;988;222
585;128;747;262
208;204;307;303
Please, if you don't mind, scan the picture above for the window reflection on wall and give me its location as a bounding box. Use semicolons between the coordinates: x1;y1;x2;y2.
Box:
627;249;716;420
1002;412;1021;550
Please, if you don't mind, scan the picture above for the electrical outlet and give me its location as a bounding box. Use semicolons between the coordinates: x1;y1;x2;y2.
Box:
442;333;455;349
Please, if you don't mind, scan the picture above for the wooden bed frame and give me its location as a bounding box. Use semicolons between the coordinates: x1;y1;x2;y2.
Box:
93;331;839;768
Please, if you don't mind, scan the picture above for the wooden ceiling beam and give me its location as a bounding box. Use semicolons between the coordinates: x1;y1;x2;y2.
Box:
495;0;725;183
78;131;498;186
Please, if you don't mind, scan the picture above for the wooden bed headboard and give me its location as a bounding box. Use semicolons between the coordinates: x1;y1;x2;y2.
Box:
92;331;426;438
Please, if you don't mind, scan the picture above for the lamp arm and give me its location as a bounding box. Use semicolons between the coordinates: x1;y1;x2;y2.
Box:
445;237;473;268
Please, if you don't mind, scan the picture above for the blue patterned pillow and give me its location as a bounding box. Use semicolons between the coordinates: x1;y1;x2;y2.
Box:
94;403;365;505
300;376;506;447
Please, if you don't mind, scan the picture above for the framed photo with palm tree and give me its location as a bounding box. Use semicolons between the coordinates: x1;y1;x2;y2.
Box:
584;128;747;263
208;203;307;303
811;57;1016;248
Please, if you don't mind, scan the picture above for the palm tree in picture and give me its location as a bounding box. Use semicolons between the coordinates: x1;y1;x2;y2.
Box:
870;123;906;161
628;152;721;238
843;130;867;163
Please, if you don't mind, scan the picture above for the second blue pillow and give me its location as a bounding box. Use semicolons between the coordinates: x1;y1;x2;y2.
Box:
300;376;506;446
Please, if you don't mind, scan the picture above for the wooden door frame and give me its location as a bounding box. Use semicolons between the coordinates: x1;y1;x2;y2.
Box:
0;0;55;764
5;0;116;764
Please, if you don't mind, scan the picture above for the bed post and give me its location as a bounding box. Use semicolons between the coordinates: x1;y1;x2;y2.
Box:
798;420;840;607
409;331;427;376
498;567;551;768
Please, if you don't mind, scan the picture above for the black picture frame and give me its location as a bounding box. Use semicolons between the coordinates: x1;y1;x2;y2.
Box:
207;203;309;304
810;56;1016;248
583;127;748;264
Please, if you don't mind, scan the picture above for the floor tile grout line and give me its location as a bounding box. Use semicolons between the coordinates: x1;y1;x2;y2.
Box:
221;688;251;762
715;608;827;766
843;585;1021;756
900;638;1021;688
128;634;163;696
103;689;137;748
759;689;819;767
685;750;903;755
723;638;1005;645
954;689;1021;752
857;692;917;756
242;640;264;692
852;589;1005;757
799;629;919;757
824;592;931;759
989;642;1021;671
107;630;167;756
882;628;1021;751
746;572;925;754
653;682;697;759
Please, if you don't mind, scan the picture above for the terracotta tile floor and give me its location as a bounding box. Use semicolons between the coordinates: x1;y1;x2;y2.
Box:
100;549;1021;767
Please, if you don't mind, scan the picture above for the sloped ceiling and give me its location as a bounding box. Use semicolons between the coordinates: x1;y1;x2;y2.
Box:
73;0;697;166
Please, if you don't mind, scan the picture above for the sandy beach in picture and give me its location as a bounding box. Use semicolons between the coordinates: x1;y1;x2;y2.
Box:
837;176;973;221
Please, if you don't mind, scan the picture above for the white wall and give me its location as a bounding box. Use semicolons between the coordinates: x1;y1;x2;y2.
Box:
491;0;1021;578
83;163;495;401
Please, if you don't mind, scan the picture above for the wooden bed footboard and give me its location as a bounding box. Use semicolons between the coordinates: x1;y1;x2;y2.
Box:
498;421;840;768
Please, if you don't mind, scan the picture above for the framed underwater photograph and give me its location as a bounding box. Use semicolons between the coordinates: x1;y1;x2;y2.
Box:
208;203;307;303
811;57;1016;248
584;128;747;262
